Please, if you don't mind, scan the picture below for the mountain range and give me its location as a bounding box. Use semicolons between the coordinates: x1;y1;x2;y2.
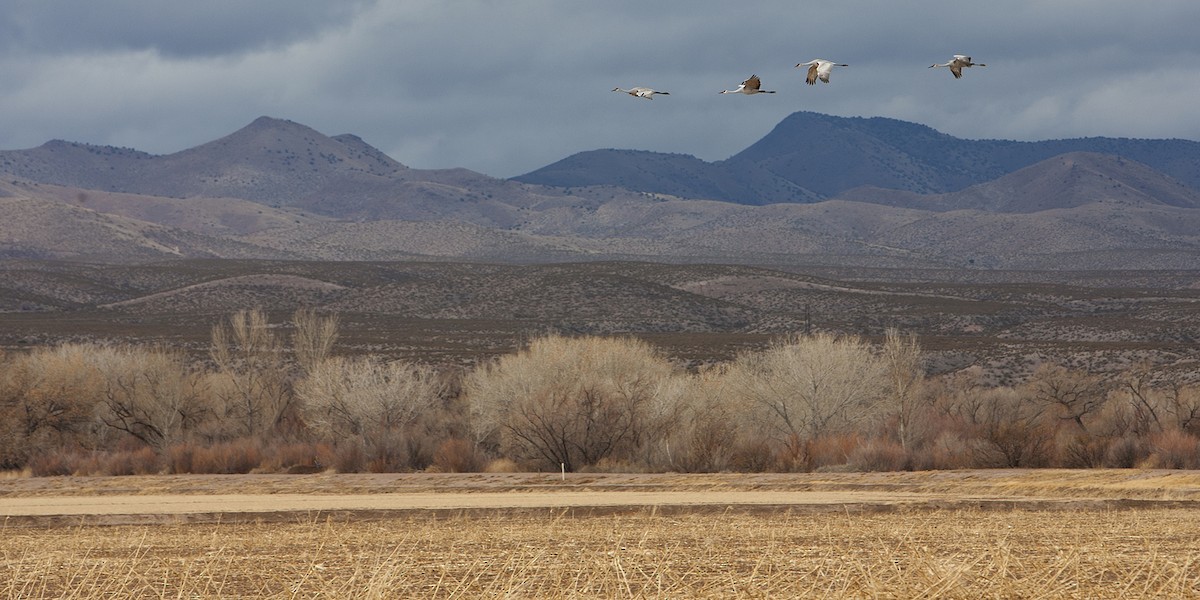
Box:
2;112;1200;270
517;112;1200;202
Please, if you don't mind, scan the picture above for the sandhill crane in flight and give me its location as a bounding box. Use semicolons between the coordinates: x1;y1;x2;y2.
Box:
720;74;775;95
612;86;670;99
796;59;848;85
930;55;986;79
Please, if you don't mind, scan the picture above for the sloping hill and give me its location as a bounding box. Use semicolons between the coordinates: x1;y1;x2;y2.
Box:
0;195;287;261
935;152;1200;212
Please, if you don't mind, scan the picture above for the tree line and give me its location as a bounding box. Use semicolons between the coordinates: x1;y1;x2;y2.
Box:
2;308;1198;476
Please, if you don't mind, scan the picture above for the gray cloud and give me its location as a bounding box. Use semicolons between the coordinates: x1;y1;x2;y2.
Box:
0;1;371;57
1;0;1198;178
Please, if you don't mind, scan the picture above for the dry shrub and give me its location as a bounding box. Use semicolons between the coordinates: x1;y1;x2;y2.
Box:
801;433;862;472
674;413;739;472
362;432;423;472
729;438;775;472
27;450;78;477
102;447;161;476
328;442;366;473
1057;432;1109;468
848;438;910;471
583;457;647;474
0;467;32;479
1145;429;1200;469
166;443;195;474
431;438;482;473
483;457;520;473
1103;436;1147;468
258;442;324;473
189;439;262;474
928;431;973;469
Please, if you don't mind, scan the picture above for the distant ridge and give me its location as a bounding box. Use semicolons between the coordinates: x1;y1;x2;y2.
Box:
515;112;1200;203
509;148;820;205
0;117;409;204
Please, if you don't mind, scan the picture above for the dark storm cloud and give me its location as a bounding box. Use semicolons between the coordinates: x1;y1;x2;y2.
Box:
1;1;1198;178
0;0;371;57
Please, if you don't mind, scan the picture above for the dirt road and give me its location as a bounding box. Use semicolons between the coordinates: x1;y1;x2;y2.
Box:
4;470;1200;526
0;489;941;517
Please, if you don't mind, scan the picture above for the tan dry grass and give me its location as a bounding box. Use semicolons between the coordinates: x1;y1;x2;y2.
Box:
3;507;1199;598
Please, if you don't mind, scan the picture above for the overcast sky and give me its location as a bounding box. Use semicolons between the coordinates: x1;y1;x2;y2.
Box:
2;1;1198;178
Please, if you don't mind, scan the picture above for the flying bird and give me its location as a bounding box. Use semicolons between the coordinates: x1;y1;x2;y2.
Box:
930;55;986;79
612;87;670;99
720;74;775;95
796;59;848;85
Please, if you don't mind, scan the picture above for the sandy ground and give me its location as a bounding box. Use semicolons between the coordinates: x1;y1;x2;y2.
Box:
4;469;1200;526
0;489;937;516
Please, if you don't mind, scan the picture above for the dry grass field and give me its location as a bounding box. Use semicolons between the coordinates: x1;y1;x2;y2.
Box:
3;507;1198;598
3;471;1200;598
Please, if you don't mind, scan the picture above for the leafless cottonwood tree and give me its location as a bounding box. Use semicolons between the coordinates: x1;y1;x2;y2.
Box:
92;345;208;451
664;366;743;472
1028;363;1109;433
292;308;339;376
0;344;104;467
882;328;925;451
971;387;1052;467
297;356;444;459
726;333;888;455
464;335;678;472
1118;365;1165;436
210;308;292;437
1160;379;1200;434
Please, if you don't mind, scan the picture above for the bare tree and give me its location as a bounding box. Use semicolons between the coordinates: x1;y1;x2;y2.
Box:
1161;380;1200;434
292;308;339;376
0;344;106;468
210;308;292;437
726;333;888;453
297;356;444;449
665;366;742;472
1118;365;1164;436
1027;363;1108;433
882;328;926;450
970;387;1052;468
464;335;677;472
93;345;209;451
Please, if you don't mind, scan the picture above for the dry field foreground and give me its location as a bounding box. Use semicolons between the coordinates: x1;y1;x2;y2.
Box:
3;470;1200;598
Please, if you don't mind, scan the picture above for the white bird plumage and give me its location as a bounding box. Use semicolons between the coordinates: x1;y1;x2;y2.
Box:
719;74;775;95
795;59;848;85
612;86;670;99
929;55;986;79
